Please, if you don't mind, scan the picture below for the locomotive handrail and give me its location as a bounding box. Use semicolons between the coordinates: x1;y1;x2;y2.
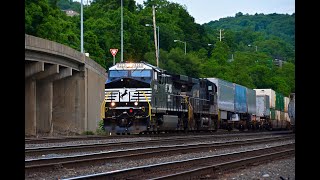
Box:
188;96;210;102
100;99;106;119
101;92;112;119
184;96;194;123
139;91;152;123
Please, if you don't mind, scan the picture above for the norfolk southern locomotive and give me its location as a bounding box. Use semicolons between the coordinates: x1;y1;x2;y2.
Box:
103;62;218;134
102;61;294;135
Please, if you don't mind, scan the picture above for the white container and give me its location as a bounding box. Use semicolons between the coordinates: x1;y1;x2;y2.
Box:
254;89;276;108
285;112;290;122
275;110;281;121
284;97;290;112
256;95;270;117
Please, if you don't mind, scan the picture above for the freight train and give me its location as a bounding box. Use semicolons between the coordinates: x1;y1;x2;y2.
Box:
101;61;294;135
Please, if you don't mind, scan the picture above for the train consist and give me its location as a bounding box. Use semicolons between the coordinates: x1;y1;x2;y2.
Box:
102;61;294;134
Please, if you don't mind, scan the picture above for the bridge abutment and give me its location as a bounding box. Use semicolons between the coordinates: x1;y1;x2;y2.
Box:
25;34;106;137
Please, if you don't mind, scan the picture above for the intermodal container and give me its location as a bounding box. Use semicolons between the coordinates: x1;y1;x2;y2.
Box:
280;111;285;121
288;93;295;125
276;110;281;121
254;89;275;108
256;95;270;117
270;108;276;120
284;97;290;112
275;92;285;111
234;84;247;113
206;78;235;112
246;88;256;114
284;112;290;122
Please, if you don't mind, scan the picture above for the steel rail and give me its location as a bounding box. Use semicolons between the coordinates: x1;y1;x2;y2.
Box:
60;143;294;180
25;136;294;173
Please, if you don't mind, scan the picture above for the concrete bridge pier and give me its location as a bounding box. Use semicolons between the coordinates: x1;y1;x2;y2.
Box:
25;79;36;136
52;70;86;135
36;81;53;135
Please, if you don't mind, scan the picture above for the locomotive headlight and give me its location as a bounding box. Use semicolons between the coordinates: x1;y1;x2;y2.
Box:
134;101;138;106
110;102;116;107
127;63;133;68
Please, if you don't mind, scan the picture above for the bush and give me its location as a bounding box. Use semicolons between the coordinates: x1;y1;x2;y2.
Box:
96;128;107;135
98;120;104;130
96;120;107;135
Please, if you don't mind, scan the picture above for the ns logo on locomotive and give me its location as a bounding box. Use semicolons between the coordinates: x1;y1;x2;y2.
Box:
101;61;295;135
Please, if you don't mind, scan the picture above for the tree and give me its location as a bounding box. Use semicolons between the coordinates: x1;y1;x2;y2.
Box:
25;0;294;94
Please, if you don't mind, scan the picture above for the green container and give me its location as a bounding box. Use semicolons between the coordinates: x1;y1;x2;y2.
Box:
270;108;276;120
275;92;284;111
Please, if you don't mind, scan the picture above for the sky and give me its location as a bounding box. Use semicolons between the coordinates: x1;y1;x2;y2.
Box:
135;0;295;24
75;0;295;25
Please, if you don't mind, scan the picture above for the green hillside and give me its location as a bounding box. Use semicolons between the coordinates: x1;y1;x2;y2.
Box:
25;0;295;96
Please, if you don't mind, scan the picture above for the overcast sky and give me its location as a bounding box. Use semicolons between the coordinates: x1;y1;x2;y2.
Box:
76;0;295;24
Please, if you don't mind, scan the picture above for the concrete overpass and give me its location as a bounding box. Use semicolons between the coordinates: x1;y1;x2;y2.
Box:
25;34;107;137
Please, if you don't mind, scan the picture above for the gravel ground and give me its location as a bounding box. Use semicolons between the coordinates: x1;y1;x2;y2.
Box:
25;138;295;180
25;135;289;160
217;157;295;180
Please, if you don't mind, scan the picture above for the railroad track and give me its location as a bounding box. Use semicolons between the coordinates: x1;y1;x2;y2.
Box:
25;135;294;174
25;132;293;157
25;135;135;144
61;143;294;180
25;130;293;144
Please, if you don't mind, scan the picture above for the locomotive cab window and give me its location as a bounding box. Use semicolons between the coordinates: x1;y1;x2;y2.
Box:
131;70;151;77
109;70;129;78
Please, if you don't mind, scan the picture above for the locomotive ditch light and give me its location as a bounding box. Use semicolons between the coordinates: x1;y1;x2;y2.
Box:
111;102;116;107
134;101;138;106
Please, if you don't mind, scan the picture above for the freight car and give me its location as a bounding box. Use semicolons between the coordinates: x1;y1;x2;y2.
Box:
101;61;293;134
254;89;292;130
205;78;257;131
288;93;295;132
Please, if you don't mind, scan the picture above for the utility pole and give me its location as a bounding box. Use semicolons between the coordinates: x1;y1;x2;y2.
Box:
218;29;224;42
121;0;123;62
157;26;159;62
152;5;159;67
81;0;83;53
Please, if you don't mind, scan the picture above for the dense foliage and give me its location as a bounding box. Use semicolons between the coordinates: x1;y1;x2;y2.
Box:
25;0;295;96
